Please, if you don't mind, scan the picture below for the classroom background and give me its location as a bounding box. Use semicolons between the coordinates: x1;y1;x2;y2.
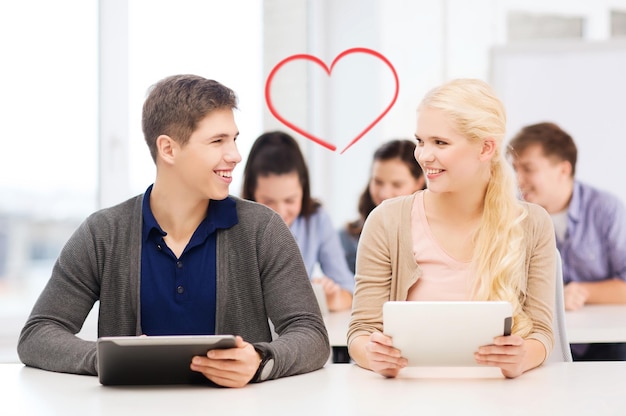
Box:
1;0;626;362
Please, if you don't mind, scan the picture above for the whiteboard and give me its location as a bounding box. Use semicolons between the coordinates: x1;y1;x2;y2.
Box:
490;39;626;205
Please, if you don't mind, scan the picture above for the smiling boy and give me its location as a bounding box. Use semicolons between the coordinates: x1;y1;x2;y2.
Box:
508;122;626;361
18;74;329;386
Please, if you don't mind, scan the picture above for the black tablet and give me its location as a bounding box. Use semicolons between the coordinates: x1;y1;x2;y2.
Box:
97;334;237;385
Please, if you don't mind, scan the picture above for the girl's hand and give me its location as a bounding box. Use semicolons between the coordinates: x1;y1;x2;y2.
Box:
365;332;408;378
474;335;527;378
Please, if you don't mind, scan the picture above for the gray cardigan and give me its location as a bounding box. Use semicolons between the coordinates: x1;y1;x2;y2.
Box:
18;195;330;380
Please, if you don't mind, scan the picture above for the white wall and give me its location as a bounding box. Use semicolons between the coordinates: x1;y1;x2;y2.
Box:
491;39;626;204
263;0;626;227
126;0;264;202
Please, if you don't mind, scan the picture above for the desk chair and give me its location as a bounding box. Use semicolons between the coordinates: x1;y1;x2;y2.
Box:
545;250;573;363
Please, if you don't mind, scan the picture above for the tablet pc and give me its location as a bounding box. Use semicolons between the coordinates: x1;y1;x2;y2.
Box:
97;334;237;385
383;301;512;367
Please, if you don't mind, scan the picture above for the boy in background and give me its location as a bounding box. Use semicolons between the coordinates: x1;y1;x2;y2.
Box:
508;121;626;361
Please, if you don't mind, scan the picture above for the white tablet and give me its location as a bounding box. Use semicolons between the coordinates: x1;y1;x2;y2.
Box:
383;301;512;367
97;334;237;385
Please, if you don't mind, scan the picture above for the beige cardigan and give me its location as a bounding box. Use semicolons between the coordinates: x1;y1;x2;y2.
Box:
347;192;556;360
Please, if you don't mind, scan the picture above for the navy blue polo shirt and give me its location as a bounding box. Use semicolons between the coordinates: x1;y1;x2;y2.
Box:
140;185;238;335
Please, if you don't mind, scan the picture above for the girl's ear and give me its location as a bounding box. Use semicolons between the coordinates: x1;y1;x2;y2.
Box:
479;138;497;162
156;135;177;165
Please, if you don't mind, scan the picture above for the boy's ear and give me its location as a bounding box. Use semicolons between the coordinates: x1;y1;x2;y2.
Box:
156;135;176;164
559;159;573;177
479;138;496;161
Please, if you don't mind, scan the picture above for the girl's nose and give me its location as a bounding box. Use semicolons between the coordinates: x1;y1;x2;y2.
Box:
417;146;434;164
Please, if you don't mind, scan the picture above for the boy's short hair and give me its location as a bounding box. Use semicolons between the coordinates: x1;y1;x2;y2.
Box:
507;122;578;176
142;74;238;162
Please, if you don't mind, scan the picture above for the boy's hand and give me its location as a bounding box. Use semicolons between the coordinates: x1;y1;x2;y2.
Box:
564;282;589;311
190;335;261;388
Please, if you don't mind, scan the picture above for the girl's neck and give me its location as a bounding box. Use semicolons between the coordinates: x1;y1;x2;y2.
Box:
424;184;486;225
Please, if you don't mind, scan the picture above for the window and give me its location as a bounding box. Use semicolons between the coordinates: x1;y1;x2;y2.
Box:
0;0;263;363
0;0;98;362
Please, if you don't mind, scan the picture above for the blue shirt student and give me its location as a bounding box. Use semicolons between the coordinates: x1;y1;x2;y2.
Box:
289;207;355;293
140;185;238;335
558;181;626;359
558;181;626;285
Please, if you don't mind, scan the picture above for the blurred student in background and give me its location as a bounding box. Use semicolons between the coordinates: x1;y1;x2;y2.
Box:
339;139;426;274
242;131;354;311
348;79;556;379
508;122;626;361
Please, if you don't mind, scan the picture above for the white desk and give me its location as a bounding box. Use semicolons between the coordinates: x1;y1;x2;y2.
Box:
2;362;625;415
565;304;626;343
325;305;626;347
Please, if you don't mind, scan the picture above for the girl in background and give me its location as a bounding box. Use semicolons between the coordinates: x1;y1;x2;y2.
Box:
348;79;556;378
242;131;353;311
339;139;426;274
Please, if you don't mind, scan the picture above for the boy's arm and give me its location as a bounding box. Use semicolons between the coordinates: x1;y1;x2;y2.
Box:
254;214;330;380
18;221;101;375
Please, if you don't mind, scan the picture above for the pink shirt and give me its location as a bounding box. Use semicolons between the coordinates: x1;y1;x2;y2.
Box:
408;192;471;301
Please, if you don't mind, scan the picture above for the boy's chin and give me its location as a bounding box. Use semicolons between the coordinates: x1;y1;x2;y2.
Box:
210;195;228;201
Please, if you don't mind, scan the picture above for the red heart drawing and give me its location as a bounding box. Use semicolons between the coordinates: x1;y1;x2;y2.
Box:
265;47;399;154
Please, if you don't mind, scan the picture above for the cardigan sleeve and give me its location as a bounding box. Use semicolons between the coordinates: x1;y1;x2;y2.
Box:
347;194;421;347
347;202;394;346
17;218;101;375
250;213;330;380
216;199;330;381
522;203;557;360
18;196;143;376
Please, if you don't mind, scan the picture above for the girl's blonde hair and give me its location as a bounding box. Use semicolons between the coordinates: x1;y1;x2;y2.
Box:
419;79;532;336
